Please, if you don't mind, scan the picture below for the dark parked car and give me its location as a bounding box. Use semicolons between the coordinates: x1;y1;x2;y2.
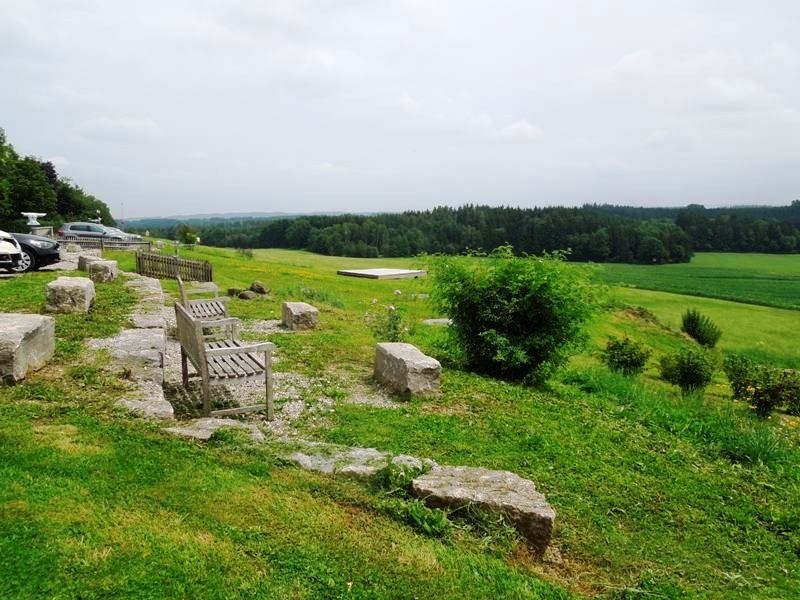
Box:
11;232;61;273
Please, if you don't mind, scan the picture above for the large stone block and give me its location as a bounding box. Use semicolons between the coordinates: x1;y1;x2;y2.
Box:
412;466;555;553
0;314;56;383
282;301;319;330
374;342;441;396
77;254;102;271
45;276;95;313
88;260;119;283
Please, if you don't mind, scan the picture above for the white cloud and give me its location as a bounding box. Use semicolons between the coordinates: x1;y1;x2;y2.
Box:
690;78;785;113
77;118;162;143
497;120;543;143
311;162;351;174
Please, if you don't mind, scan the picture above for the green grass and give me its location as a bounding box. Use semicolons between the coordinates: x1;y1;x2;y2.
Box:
593;252;800;310
2;247;799;598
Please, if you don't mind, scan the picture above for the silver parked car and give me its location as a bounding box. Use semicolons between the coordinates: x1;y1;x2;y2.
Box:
57;222;126;240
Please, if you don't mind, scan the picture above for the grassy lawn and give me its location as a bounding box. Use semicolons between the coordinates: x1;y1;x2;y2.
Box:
2;247;799;599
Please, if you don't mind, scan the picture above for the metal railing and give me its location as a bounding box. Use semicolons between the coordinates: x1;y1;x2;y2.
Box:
58;235;152;252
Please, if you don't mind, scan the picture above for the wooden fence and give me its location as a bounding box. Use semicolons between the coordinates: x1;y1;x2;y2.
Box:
135;251;213;282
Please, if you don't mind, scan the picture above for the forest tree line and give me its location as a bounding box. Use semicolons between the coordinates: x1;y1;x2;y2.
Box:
0;128;112;230
141;201;800;264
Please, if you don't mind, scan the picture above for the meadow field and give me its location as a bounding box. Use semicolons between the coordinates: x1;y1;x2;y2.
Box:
1;248;798;599
593;252;800;310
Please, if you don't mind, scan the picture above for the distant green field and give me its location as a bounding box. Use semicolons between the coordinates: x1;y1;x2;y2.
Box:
593;252;800;309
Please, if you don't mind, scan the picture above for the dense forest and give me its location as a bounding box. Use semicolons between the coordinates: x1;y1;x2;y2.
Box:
137;201;800;264
4;126;799;264
0;128;112;230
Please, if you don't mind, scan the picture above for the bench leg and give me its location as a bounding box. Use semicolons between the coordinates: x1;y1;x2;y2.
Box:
265;348;274;421
180;347;189;387
201;378;211;416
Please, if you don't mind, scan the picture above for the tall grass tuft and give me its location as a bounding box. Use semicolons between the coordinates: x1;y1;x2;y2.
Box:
681;308;722;348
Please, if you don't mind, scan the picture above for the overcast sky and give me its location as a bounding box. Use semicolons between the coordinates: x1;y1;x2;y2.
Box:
2;1;799;219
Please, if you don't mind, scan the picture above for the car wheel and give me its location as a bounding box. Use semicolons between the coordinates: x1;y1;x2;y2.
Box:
11;249;36;273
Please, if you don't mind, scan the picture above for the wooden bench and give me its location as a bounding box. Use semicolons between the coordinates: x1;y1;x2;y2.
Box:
174;301;276;419
176;275;229;321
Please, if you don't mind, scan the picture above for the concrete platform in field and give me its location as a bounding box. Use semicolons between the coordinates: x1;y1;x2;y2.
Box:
337;268;426;280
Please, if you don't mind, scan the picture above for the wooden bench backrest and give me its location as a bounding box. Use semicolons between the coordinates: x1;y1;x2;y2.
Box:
174;301;207;377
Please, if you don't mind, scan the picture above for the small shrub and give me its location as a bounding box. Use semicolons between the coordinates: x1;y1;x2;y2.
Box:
723;355;800;417
428;245;597;385
365;304;410;342
601;336;651;377
681;308;722;348
751;367;800;418
660;348;716;396
723;354;757;401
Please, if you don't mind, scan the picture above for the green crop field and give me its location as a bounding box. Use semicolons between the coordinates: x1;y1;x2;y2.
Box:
1;247;798;599
593;252;800;310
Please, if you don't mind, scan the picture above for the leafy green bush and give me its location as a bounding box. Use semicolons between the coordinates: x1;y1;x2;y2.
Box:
365;303;410;342
722;354;757;401
723;355;800;417
601;336;651;376
750;367;800;418
428;246;597;384
681;308;722;348
659;348;716;396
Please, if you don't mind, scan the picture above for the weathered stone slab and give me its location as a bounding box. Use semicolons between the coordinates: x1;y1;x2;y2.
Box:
77;254;102;271
423;318;452;326
165;418;264;442
45;276;95;313
412;466;555;553
88;328;165;384
374;342;441;396
88;260;119;283
282;301;319;330
115;381;174;419
281;438;436;480
0;314;56;383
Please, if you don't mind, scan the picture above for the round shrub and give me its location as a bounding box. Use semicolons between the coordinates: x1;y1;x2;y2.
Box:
660;347;716;396
601;336;651;377
751;367;800;418
723;354;757;401
428;246;597;385
681;308;722;348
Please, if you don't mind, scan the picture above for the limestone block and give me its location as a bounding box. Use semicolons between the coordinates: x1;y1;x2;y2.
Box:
77;254;102;271
88;260;119;283
282;301;319;330
0;314;56;383
412;466;555;553
374;342;441;396
45;276;95;313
